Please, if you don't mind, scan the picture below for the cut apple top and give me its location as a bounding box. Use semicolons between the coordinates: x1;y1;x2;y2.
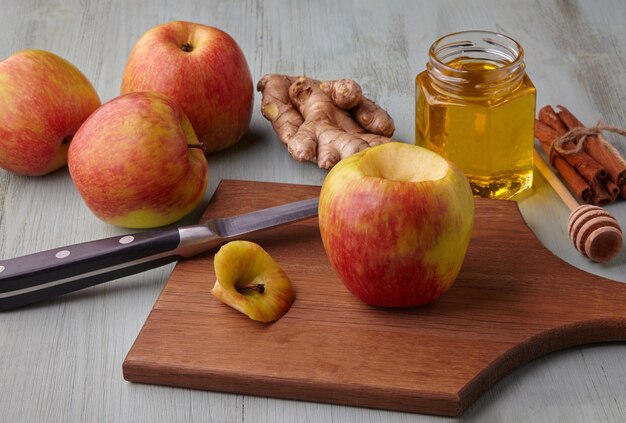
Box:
318;141;475;307
357;142;448;182
211;241;295;323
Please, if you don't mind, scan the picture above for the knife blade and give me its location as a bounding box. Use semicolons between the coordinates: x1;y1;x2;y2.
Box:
0;197;319;311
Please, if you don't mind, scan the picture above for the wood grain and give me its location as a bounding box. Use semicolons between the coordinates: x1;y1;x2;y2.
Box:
124;180;626;417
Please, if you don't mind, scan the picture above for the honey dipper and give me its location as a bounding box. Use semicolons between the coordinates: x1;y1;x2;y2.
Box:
533;148;623;262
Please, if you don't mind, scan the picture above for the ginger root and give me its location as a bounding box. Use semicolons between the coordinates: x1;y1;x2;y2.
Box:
257;74;395;169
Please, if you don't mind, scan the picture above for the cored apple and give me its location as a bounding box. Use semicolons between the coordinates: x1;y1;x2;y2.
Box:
0;49;100;176
121;21;253;153
318;142;474;307
68;91;208;229
211;240;295;322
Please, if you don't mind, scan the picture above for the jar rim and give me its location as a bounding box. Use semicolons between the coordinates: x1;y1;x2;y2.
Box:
429;30;524;74
426;30;526;97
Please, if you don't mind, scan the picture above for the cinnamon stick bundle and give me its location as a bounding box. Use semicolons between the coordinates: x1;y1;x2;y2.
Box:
537;106;607;183
557;106;626;186
535;120;592;203
535;105;626;206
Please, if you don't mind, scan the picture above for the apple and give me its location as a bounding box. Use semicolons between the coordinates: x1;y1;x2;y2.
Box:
211;240;295;322
318;142;474;308
0;49;100;176
120;21;253;154
67;91;208;229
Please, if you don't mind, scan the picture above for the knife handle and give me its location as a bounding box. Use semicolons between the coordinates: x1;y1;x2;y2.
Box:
0;229;182;311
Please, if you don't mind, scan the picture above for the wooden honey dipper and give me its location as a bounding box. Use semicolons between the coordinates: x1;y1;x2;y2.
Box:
533;148;623;262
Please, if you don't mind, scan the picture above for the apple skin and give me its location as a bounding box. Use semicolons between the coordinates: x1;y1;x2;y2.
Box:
318;142;474;308
120;21;253;154
68;91;209;229
212;240;295;323
0;49;101;176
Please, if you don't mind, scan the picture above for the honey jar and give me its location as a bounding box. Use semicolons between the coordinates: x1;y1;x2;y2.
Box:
415;31;536;199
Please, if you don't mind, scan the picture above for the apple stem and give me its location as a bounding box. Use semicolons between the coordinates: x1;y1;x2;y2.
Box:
188;143;207;153
181;43;193;52
240;284;265;294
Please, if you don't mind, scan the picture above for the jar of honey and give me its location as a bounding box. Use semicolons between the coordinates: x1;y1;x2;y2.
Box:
415;31;536;199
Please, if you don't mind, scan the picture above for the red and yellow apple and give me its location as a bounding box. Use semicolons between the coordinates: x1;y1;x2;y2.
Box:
68;91;208;229
212;240;295;322
0;49;100;176
318;142;474;308
120;21;253;153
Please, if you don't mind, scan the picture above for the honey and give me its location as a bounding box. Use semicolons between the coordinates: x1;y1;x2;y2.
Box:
415;31;536;199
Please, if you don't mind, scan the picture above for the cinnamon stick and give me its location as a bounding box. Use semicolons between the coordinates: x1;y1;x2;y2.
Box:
556;157;593;204
534;120;592;203
537;106;607;183
590;178;612;206
603;179;620;202
538;106;568;134
557;105;626;185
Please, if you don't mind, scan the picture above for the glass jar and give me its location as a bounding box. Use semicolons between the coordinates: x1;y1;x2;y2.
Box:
415;31;536;199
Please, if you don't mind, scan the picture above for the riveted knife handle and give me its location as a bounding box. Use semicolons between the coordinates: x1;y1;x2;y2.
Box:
0;229;181;310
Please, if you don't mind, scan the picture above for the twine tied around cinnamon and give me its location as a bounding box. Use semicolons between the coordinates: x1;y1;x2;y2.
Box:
549;122;626;165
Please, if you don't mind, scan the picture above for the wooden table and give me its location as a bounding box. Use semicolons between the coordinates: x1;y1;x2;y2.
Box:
1;0;625;421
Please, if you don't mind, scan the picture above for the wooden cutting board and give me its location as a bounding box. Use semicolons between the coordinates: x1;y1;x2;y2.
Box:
123;179;626;417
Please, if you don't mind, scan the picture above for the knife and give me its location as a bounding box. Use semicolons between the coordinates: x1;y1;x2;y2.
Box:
0;197;319;311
